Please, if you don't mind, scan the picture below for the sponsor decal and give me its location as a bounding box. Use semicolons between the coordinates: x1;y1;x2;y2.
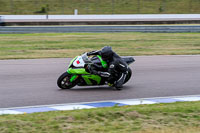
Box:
76;60;80;64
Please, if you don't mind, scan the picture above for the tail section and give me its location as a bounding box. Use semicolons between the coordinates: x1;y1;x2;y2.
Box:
122;57;135;65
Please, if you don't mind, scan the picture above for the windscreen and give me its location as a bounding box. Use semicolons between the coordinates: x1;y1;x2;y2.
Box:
82;53;92;64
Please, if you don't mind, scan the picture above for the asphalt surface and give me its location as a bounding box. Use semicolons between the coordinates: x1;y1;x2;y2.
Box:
1;25;200;33
0;55;200;108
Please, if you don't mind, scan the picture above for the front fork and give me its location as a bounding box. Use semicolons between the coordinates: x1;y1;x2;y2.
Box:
69;74;79;82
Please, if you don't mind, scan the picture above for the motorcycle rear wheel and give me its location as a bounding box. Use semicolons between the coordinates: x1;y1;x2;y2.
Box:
57;72;77;89
124;67;132;84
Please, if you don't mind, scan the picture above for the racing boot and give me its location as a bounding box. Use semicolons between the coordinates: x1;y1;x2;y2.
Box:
115;73;127;90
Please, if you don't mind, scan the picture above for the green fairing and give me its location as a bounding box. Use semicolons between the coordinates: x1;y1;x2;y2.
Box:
67;68;90;74
67;55;103;85
67;68;101;85
68;56;78;67
97;55;108;68
82;75;101;85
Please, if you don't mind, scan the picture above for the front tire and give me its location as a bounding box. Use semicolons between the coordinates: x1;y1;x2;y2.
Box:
57;72;77;89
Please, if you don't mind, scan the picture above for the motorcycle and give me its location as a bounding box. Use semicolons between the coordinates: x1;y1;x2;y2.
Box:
57;53;135;89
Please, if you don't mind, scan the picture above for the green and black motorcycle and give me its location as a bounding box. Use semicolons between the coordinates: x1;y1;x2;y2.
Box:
57;53;135;89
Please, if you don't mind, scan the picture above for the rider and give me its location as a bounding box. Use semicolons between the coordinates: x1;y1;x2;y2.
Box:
87;46;128;89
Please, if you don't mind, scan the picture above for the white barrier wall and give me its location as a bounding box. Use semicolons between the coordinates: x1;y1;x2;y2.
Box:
0;14;200;20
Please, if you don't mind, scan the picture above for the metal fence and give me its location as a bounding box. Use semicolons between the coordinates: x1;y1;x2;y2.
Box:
0;16;3;22
0;0;200;15
0;16;5;26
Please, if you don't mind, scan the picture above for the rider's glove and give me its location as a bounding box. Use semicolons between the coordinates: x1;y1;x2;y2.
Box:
87;52;91;56
98;72;111;78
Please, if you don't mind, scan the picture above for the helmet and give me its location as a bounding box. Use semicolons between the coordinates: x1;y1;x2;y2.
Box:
101;46;113;61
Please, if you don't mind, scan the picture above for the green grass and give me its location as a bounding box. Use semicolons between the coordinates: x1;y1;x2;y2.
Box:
0;32;200;59
0;101;200;133
0;0;200;15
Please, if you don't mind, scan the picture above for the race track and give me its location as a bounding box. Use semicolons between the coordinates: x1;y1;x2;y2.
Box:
0;55;200;108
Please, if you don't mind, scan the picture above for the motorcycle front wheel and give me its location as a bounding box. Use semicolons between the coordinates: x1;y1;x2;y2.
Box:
57;72;77;89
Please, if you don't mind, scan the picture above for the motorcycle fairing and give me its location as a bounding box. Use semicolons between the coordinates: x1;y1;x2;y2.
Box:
97;55;108;68
67;68;102;85
81;75;101;85
67;68;89;75
73;56;85;67
68;56;78;68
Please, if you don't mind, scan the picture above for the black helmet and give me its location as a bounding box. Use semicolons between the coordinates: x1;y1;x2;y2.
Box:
101;46;113;60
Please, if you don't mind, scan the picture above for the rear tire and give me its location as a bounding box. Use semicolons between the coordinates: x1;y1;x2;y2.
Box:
124;67;132;84
57;72;77;89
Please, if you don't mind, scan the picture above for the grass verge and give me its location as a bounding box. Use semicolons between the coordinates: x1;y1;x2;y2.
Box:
0;32;200;59
0;0;200;14
0;101;200;133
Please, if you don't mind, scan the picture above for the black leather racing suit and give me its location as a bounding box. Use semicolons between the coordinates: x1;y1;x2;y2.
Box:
87;50;128;88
